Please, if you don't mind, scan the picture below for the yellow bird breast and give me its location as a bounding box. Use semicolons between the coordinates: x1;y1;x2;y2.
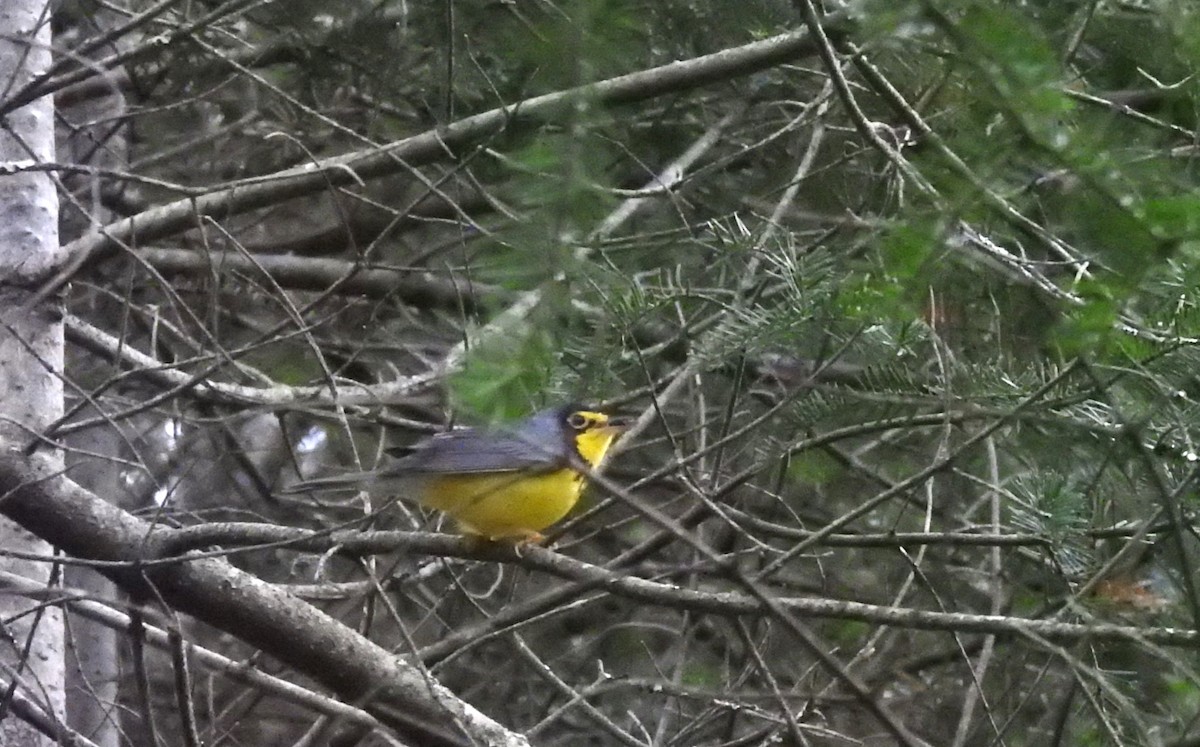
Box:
420;469;586;540
416;419;620;541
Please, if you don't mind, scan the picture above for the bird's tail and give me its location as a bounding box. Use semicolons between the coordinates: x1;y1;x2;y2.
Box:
279;471;378;495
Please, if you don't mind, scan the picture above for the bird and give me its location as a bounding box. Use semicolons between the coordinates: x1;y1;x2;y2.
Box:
287;404;626;542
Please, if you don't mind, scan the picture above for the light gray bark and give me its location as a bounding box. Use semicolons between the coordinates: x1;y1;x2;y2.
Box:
0;2;65;746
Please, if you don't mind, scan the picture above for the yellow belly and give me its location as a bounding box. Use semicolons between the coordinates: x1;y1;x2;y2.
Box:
419;469;585;540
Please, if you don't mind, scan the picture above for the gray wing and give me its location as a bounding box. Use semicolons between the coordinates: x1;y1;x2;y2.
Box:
284;421;564;495
384;427;564;475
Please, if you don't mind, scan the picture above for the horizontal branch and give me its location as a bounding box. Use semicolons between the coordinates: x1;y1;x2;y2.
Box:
62;313;437;411
138;247;501;313
160;523;1200;650
37;18;845;303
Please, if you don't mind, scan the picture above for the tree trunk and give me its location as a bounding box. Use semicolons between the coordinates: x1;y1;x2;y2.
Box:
0;1;65;745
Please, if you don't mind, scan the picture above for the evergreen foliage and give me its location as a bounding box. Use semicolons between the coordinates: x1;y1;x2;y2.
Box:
5;0;1200;744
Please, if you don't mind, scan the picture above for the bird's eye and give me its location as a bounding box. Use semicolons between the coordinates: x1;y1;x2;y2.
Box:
567;412;589;430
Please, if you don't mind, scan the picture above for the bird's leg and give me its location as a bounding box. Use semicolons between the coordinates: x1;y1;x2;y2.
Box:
509;530;546;557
